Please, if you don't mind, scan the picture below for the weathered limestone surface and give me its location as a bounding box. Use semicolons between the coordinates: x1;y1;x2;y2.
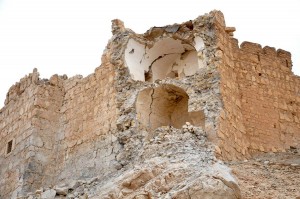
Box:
0;64;118;198
213;12;300;160
17;126;241;199
0;10;299;199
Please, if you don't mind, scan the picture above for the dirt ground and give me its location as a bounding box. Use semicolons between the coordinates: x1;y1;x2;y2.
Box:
228;149;300;199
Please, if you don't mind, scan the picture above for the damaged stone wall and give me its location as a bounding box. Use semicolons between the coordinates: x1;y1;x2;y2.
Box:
235;43;300;154
124;37;203;82
213;13;250;160
111;13;223;169
52;62;119;186
215;12;300;160
22;73;64;194
0;71;39;198
136;84;205;131
0;70;66;198
0;62;119;198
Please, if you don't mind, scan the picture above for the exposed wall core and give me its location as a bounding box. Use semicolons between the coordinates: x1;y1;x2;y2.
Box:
125;38;204;82
136;84;205;131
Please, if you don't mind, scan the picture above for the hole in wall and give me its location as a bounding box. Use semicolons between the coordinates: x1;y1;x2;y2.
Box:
136;84;205;131
6;139;13;155
184;20;194;30
129;49;134;54
124;37;205;82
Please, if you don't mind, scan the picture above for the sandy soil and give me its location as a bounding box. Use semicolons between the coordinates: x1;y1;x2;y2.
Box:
228;150;300;199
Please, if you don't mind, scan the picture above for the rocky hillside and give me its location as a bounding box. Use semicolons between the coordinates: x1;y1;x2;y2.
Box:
22;125;241;199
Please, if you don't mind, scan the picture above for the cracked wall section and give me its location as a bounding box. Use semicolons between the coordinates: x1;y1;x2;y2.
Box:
114;11;223;167
125;37;204;82
136;84;205;131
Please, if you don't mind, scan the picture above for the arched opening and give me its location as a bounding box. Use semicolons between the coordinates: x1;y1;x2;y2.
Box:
136;84;205;131
125;37;205;82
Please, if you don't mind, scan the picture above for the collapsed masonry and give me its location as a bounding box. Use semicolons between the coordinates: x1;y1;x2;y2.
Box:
0;10;299;198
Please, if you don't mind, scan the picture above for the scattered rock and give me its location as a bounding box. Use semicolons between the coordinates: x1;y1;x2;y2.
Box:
264;161;270;165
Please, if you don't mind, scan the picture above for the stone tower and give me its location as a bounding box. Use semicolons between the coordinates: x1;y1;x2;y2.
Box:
0;10;299;198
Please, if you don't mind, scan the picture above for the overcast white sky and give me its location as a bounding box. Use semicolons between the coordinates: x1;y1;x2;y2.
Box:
0;0;299;107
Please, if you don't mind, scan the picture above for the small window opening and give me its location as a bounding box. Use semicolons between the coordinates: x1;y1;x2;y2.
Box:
258;73;262;76
6;140;13;155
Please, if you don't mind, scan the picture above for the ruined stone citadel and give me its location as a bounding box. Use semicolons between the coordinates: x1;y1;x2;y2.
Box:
0;11;299;199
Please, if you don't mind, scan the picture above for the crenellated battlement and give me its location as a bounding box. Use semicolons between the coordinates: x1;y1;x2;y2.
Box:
214;12;300;160
239;41;292;69
240;41;263;53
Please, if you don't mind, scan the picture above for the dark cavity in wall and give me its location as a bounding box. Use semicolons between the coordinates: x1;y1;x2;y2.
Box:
6;139;13;154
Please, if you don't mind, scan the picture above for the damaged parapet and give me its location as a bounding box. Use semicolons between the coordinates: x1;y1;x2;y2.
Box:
1;10;300;198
